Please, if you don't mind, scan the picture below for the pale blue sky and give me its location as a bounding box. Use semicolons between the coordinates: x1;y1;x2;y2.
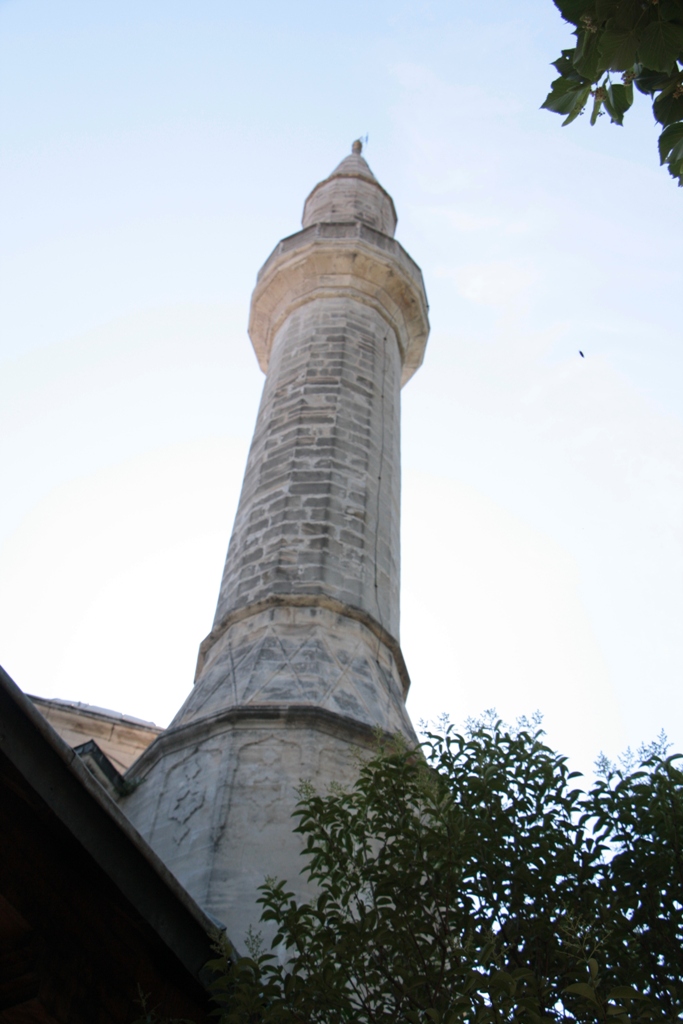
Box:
1;0;681;772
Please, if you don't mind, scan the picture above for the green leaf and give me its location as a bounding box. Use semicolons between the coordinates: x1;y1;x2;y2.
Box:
489;970;515;989
565;982;600;1004
565;85;592;122
588;957;599;979
554;0;596;25
542;76;592;117
599;25;640;69
602;86;621;121
635;65;676;94
654;85;683;126
659;0;683;15
608;986;649;1000
610;0;643;32
663;136;683;182
596;0;621;18
574;30;604;79
637;20;683;73
607;81;633;122
658;119;683;160
590;90;604;123
553;48;585;77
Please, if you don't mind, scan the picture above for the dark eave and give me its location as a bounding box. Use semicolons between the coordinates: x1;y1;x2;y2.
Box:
0;664;230;1021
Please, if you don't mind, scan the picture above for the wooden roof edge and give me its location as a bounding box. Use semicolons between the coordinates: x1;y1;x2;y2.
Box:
0;663;234;986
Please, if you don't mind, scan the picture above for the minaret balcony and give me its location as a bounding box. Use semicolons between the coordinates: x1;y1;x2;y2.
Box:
249;220;429;386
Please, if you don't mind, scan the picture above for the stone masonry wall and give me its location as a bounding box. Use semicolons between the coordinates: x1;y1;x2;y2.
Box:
214;297;402;639
172;604;414;736
302;175;397;235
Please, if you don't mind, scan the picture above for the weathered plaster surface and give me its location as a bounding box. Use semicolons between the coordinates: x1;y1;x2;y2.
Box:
124;712;383;946
30;696;161;773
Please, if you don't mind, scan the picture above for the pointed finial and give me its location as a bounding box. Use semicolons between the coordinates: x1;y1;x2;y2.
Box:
351;139;363;155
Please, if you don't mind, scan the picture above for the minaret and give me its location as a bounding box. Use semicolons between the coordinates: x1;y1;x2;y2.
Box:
121;142;430;946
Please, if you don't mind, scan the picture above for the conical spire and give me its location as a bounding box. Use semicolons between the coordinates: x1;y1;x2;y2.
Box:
302;140;397;236
327;138;377;181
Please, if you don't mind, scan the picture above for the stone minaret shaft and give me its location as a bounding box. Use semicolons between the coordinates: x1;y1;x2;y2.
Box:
121;143;429;947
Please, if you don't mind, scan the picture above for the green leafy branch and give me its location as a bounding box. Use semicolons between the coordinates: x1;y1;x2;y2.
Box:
542;0;683;184
208;717;683;1023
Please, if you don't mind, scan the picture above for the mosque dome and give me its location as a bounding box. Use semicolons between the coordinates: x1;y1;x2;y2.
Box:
301;140;397;237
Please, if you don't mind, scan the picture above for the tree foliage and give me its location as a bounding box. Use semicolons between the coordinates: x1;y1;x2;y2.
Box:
542;0;683;184
209;716;683;1024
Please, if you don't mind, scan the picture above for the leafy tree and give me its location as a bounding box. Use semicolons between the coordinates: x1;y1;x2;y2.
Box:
210;716;683;1024
542;0;683;185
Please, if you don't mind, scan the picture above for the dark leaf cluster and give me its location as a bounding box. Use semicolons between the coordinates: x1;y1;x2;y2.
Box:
542;0;683;183
211;719;683;1024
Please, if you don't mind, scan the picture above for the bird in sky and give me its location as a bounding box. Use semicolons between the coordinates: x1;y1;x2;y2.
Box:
579;351;585;358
